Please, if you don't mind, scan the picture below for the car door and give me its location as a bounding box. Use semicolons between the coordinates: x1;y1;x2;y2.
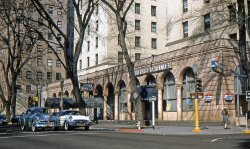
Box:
59;112;66;126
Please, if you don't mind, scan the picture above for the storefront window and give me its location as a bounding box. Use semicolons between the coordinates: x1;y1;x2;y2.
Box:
182;68;195;111
163;73;177;111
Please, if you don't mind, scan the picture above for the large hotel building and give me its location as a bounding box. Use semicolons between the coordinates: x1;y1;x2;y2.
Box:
5;0;249;125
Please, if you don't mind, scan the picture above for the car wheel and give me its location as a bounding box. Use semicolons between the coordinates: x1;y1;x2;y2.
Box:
64;122;70;131
84;126;89;131
52;122;58;131
21;124;26;131
31;122;37;132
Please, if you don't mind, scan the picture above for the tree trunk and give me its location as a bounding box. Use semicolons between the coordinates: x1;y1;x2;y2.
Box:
69;71;86;114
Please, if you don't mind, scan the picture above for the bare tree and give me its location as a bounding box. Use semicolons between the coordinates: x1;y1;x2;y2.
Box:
30;0;96;112
101;0;143;124
0;0;38;120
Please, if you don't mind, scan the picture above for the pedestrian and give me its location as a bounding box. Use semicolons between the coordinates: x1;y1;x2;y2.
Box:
221;107;230;129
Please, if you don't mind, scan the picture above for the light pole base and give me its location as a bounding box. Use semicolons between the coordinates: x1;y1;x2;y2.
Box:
192;127;202;133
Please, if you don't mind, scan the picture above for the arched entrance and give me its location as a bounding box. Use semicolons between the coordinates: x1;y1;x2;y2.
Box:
118;81;127;119
144;74;157;122
106;83;115;120
163;72;177;112
94;84;104;120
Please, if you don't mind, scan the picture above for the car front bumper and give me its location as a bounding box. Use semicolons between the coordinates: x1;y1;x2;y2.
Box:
34;121;60;128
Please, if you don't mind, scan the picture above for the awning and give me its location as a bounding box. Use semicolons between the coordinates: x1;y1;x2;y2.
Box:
45;97;104;108
83;97;103;108
45;97;77;108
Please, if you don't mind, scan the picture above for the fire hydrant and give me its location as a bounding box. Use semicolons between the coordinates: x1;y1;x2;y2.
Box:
136;121;141;130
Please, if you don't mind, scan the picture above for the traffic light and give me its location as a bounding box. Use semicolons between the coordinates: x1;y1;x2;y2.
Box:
197;79;202;92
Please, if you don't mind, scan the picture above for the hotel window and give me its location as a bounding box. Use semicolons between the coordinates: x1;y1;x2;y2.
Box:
38;18;43;26
228;4;236;22
135;3;140;14
57;7;62;15
37;71;42;80
183;0;188;12
96;4;99;14
135;20;140;30
96;20;98;31
56;73;61;80
37;45;42;56
204;0;210;4
135;36;141;47
48;33;53;40
87;25;90;35
151;38;157;49
56;47;61;54
56;34;61;41
18;71;22;78
96;37;98;48
57;21;62;28
183;21;188;38
151;6;156;16
151;22;156;32
48;5;53;14
56;60;61;67
118;34;120;45
87;41;90;51
135;53;141;61
79;60;82;69
26;71;32;79
47;59;52;67
37;57;42;66
87;57;90;67
204;13;211;32
118;52;123;63
48;46;53;53
47;72;52;80
95;54;98;65
26;85;31;93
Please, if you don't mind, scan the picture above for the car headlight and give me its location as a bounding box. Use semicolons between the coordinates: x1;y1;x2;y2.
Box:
34;117;40;122
69;116;73;122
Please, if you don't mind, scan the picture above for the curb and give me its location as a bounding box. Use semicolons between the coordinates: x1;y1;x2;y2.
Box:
118;128;144;133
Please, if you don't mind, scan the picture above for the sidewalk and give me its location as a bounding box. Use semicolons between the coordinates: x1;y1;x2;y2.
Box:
91;124;248;135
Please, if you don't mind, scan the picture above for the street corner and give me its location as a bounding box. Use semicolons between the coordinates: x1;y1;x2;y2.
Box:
118;128;144;133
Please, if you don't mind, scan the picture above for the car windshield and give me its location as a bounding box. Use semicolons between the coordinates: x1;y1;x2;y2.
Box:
33;108;49;114
63;111;80;116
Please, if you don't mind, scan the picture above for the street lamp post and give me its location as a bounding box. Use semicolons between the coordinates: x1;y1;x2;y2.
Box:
60;78;64;110
192;64;202;133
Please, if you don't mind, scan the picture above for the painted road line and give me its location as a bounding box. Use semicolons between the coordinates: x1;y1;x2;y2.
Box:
210;138;222;142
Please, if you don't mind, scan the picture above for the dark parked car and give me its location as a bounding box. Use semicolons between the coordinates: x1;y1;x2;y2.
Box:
20;107;60;131
11;115;22;126
0;114;7;125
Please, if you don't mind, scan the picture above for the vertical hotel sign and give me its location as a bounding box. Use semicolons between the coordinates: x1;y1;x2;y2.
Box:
134;64;172;76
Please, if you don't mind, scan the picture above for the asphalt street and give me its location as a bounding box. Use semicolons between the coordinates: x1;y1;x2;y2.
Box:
0;128;249;149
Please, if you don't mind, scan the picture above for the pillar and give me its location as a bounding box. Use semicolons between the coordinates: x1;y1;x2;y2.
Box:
157;86;163;120
115;91;119;120
104;94;108;120
127;90;132;120
177;84;182;120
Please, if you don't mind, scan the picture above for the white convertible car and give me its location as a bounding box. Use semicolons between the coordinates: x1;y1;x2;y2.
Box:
55;110;92;130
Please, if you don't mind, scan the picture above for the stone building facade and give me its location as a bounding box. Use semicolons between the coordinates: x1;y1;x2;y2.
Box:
48;39;246;124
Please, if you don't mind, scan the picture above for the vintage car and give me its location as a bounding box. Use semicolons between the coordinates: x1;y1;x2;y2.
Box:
20;107;60;131
56;110;92;130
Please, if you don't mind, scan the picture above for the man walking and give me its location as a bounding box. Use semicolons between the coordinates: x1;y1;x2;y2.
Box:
221;107;230;129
